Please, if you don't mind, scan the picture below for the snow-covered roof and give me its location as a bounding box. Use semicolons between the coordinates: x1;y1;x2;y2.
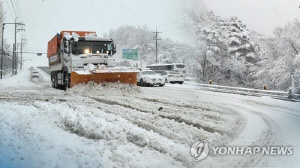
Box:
84;36;112;42
63;32;112;42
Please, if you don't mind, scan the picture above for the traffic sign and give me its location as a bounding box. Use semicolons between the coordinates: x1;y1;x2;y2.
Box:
122;49;138;60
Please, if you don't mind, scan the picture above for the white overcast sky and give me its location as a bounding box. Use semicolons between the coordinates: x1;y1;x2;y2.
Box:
3;0;300;54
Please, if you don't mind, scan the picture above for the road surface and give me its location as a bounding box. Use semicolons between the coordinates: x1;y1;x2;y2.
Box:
37;66;51;76
0;65;299;168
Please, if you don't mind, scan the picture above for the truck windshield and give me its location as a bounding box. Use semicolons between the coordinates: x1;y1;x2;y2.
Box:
72;41;113;55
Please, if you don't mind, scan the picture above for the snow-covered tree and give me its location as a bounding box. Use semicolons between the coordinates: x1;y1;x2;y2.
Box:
187;11;261;86
249;19;300;91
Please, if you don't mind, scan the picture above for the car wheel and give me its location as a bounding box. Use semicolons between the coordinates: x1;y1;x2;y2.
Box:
179;81;184;84
159;84;164;87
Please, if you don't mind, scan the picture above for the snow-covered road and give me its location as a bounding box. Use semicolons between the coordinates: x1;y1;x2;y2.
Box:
0;64;300;168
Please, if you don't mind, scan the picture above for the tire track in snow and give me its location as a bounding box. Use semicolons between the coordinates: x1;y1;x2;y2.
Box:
81;96;211;144
85;95;232;141
33;101;195;167
224;103;279;168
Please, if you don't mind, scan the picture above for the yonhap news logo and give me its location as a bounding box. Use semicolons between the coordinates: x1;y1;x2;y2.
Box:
190;140;210;161
190;140;293;162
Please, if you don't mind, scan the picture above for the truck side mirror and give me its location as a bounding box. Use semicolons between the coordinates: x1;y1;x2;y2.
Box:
64;41;68;48
64;47;69;54
64;41;70;54
113;44;117;54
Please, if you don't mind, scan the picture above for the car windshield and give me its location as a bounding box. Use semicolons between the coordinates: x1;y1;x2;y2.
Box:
142;71;156;75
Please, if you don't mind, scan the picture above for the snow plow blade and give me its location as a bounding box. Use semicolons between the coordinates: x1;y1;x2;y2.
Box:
70;70;138;87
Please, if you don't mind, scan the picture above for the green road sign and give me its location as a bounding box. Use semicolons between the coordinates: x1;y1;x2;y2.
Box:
122;49;138;60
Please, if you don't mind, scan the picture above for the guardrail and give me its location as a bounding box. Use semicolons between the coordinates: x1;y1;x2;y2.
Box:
187;82;288;97
37;67;50;78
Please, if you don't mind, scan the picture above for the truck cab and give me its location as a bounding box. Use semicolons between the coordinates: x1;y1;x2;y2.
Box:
48;31;117;89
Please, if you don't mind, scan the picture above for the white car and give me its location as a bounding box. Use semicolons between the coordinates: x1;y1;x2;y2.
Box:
137;70;165;87
161;71;184;84
31;71;39;78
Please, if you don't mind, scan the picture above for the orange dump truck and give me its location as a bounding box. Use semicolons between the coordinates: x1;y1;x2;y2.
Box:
47;31;138;90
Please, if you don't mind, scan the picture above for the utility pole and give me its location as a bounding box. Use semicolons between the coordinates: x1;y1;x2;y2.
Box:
1;23;4;79
153;27;162;63
16;38;26;70
13;18;17;75
20;38;26;70
13;18;25;75
0;20;25;78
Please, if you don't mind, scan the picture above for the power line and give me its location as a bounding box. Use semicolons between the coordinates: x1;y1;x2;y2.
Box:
14;0;23;22
0;12;6;23
5;0;14;19
10;0;17;18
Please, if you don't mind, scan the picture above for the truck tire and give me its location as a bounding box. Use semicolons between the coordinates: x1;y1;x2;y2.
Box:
51;72;58;89
54;75;59;89
51;75;55;88
63;72;70;90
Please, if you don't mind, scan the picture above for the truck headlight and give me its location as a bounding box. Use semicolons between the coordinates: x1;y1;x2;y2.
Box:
84;49;90;54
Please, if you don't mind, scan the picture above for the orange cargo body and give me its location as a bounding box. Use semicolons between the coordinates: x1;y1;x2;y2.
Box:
47;35;59;58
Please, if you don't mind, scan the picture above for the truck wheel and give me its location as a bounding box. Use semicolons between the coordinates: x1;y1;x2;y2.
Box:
53;75;58;89
51;75;55;88
63;72;70;90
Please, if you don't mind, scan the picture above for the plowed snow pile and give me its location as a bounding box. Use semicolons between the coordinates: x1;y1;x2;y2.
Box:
68;82;141;96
